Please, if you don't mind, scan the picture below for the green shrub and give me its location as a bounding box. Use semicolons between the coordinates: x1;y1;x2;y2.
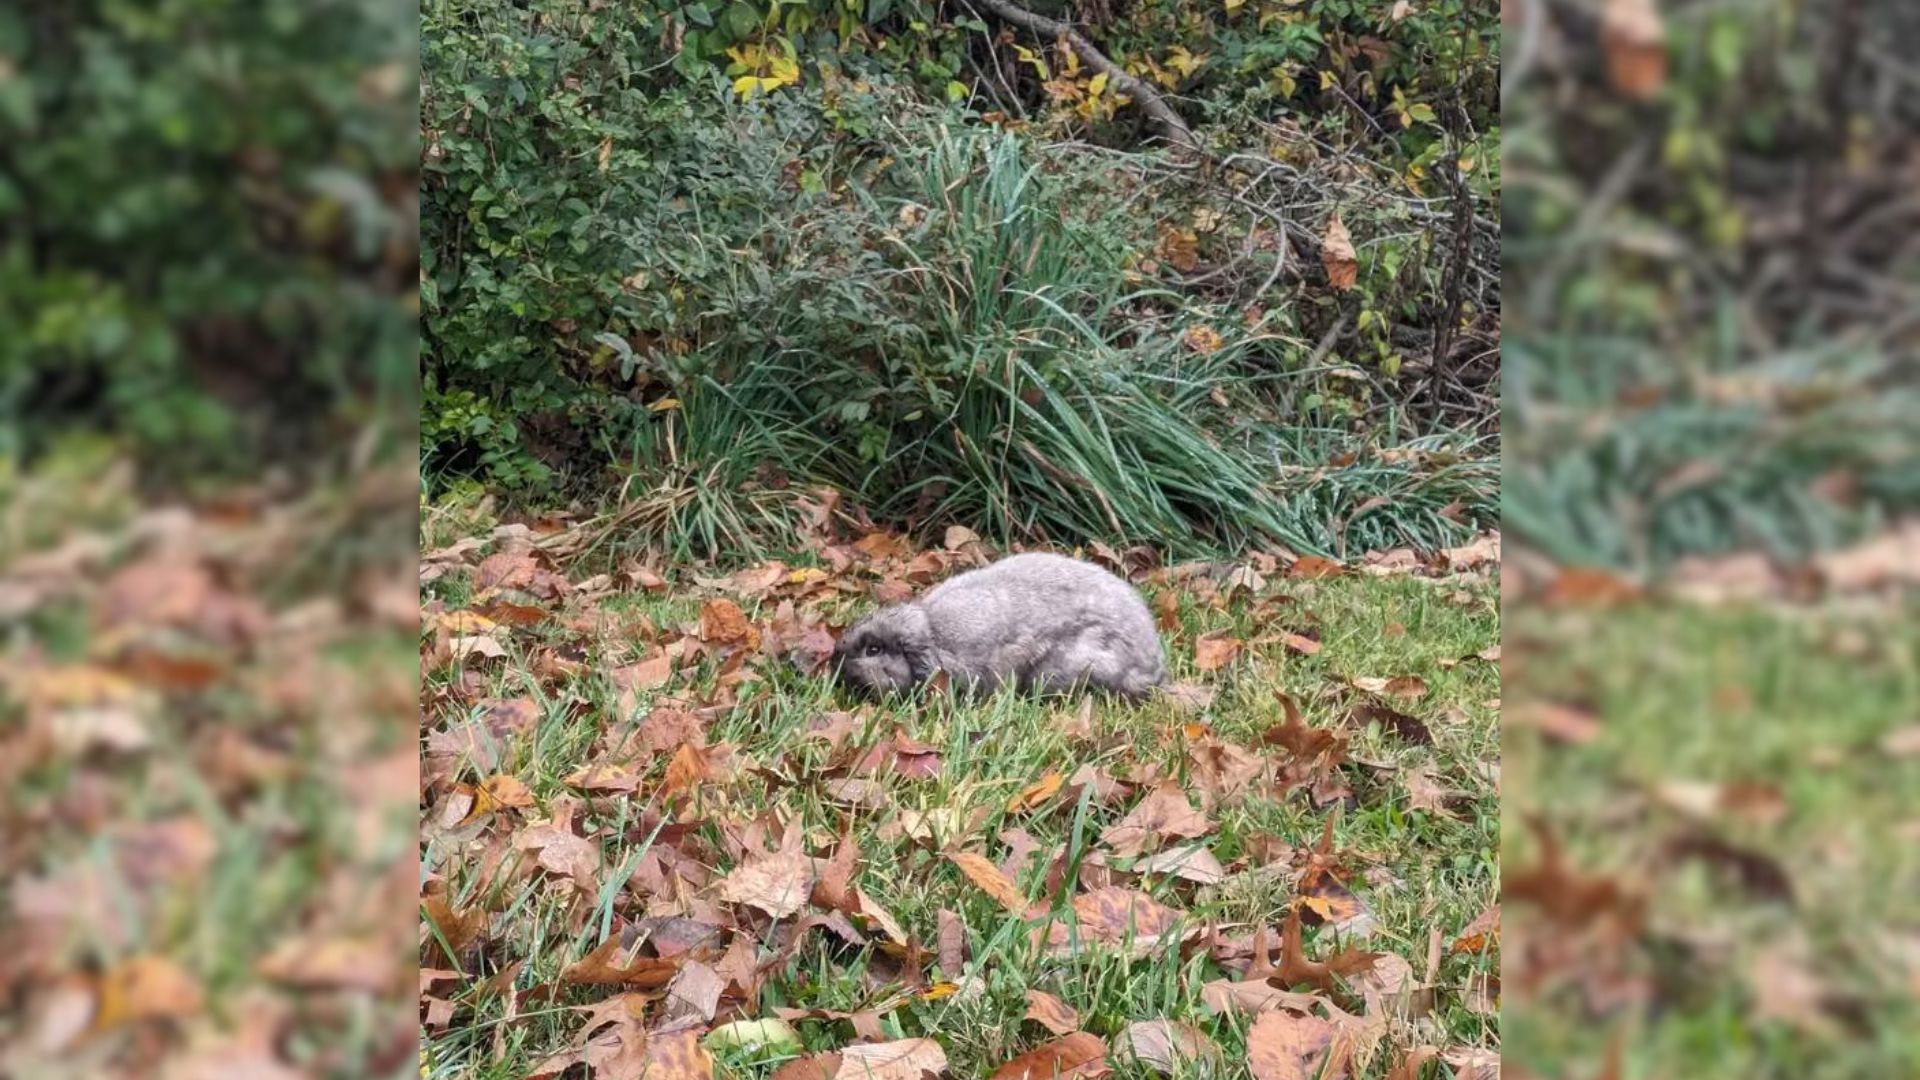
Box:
0;0;416;477
423;0;1497;557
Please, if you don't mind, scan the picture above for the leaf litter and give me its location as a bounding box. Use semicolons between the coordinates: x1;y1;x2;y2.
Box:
417;520;1501;1076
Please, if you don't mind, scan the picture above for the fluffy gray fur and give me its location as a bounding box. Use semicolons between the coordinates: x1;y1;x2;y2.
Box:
832;552;1167;700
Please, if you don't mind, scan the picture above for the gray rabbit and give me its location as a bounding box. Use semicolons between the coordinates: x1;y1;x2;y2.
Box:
833;552;1166;700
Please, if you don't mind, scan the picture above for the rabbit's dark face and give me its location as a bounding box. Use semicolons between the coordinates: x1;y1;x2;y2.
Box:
832;607;930;696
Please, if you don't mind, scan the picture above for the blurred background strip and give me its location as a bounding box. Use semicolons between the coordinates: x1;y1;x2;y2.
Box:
0;1;419;1076
1503;0;1920;1075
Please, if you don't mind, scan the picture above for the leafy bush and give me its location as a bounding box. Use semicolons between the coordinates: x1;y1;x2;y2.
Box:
0;0;417;477
1503;0;1920;569
423;0;1497;556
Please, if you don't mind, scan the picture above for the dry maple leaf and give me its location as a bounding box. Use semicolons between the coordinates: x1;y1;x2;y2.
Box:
1404;761;1464;817
836;1038;948;1080
1159;681;1215;714
567;760;644;794
1814;520;1920;591
1320;212;1357;291
657;960;725;1031
1347;952;1413;1017
1200;976;1324;1016
614;653;676;699
854;885;910;943
852;729;944;779
719;847;816;919
1246;1008;1340;1080
1100;783;1212;857
772;1055;842;1080
1070;886;1182;947
1439;1047;1497;1080
1117;1019;1216;1073
990;1031;1109;1080
1137;844;1226;885
1024;989;1081;1035
482;773;536;808
1272;629;1321;656
1152;590;1180;631
1193;630;1244;672
516;814;603;891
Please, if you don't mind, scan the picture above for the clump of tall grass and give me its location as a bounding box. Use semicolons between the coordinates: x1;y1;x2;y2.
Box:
1506;324;1920;570
589;89;1492;560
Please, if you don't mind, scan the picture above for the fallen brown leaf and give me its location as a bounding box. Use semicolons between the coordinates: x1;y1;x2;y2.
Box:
1116;1019;1216;1074
990;1031;1109;1080
1194;631;1244;672
1024;989;1081;1035
1320;212;1357;291
719;847;816;919
950;850;1036;918
1101;783;1212;857
1246;1007;1340;1080
836;1038;948;1080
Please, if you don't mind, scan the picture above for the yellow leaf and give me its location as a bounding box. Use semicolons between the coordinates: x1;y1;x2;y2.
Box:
1184;325;1224;354
1318;70;1336;90
1166;45;1207;78
732;75;764;99
1088;71;1109;99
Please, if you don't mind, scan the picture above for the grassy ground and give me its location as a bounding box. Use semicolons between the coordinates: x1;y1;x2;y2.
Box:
418;521;1500;1078
1505;596;1920;1078
0;455;418;1077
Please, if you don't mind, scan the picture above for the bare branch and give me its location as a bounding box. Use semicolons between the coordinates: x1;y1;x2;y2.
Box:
966;0;1199;152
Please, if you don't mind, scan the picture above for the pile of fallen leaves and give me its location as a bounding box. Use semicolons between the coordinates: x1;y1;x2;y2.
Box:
0;467;418;1076
1500;529;1920;1075
420;504;1501;1079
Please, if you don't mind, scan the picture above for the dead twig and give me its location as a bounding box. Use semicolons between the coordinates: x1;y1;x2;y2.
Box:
966;0;1199;152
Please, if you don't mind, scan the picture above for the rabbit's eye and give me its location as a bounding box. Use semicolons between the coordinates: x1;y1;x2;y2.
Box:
864;642;884;657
